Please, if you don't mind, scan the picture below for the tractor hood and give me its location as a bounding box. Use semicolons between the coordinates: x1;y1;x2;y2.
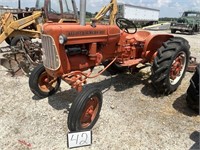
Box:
42;23;120;45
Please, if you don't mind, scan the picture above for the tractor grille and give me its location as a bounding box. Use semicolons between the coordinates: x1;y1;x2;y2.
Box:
41;34;60;70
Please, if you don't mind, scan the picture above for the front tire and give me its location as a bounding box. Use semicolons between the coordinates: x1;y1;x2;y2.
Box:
29;64;61;98
68;88;103;131
151;37;190;94
186;64;199;113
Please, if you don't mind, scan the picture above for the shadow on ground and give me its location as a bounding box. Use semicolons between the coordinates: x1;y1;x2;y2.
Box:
172;94;198;117
31;70;184;111
45;71;158;110
48;88;78;111
189;131;200;150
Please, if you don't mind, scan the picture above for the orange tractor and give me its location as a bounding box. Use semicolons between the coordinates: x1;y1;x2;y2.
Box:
29;0;190;131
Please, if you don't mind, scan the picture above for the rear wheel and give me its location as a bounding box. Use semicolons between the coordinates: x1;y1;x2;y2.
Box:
151;37;190;94
186;64;199;113
29;64;61;98
68;88;102;131
11;35;30;46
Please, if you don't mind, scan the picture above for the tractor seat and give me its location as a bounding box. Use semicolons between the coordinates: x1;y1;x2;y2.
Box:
126;30;151;42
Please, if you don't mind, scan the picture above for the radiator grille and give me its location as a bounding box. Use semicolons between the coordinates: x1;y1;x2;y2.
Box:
41;34;60;70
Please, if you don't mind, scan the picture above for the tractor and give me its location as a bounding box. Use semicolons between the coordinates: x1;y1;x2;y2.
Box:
0;0;78;46
29;0;190;131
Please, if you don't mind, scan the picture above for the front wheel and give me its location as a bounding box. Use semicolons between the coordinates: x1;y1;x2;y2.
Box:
151;37;190;95
29;64;61;98
68;88;103;131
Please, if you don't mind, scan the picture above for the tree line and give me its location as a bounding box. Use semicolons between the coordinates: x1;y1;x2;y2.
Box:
159;17;178;21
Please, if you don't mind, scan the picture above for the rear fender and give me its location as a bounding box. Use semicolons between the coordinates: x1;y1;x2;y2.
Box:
142;34;173;62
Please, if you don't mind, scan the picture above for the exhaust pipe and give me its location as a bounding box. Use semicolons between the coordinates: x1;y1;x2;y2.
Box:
18;0;21;9
72;0;78;20
80;0;86;26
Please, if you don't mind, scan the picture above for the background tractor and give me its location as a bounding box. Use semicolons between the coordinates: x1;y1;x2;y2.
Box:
0;0;78;46
0;0;78;75
29;0;191;131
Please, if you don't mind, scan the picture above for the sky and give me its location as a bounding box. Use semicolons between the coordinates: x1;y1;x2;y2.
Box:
0;0;200;17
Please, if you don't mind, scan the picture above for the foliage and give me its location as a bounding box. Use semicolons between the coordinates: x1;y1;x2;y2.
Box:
77;11;94;18
159;17;177;22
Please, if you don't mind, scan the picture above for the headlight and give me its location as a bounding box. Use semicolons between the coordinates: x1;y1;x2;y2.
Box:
59;34;67;44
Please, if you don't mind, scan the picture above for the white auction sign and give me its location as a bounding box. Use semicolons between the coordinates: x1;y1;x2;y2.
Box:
67;130;92;148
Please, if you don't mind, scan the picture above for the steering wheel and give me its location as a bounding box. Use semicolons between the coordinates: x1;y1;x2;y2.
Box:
116;17;137;34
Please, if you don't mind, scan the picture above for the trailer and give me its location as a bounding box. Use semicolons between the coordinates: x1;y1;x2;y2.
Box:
117;3;160;26
0;6;19;16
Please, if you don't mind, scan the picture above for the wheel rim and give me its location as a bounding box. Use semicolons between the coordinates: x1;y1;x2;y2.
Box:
38;72;57;92
80;96;99;128
169;51;187;85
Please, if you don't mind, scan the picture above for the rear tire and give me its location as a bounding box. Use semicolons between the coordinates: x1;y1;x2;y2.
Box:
151;37;190;94
68;87;103;131
29;64;61;98
186;64;199;113
11;35;30;46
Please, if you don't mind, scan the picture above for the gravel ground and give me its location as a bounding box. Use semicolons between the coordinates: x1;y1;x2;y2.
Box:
0;30;200;150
